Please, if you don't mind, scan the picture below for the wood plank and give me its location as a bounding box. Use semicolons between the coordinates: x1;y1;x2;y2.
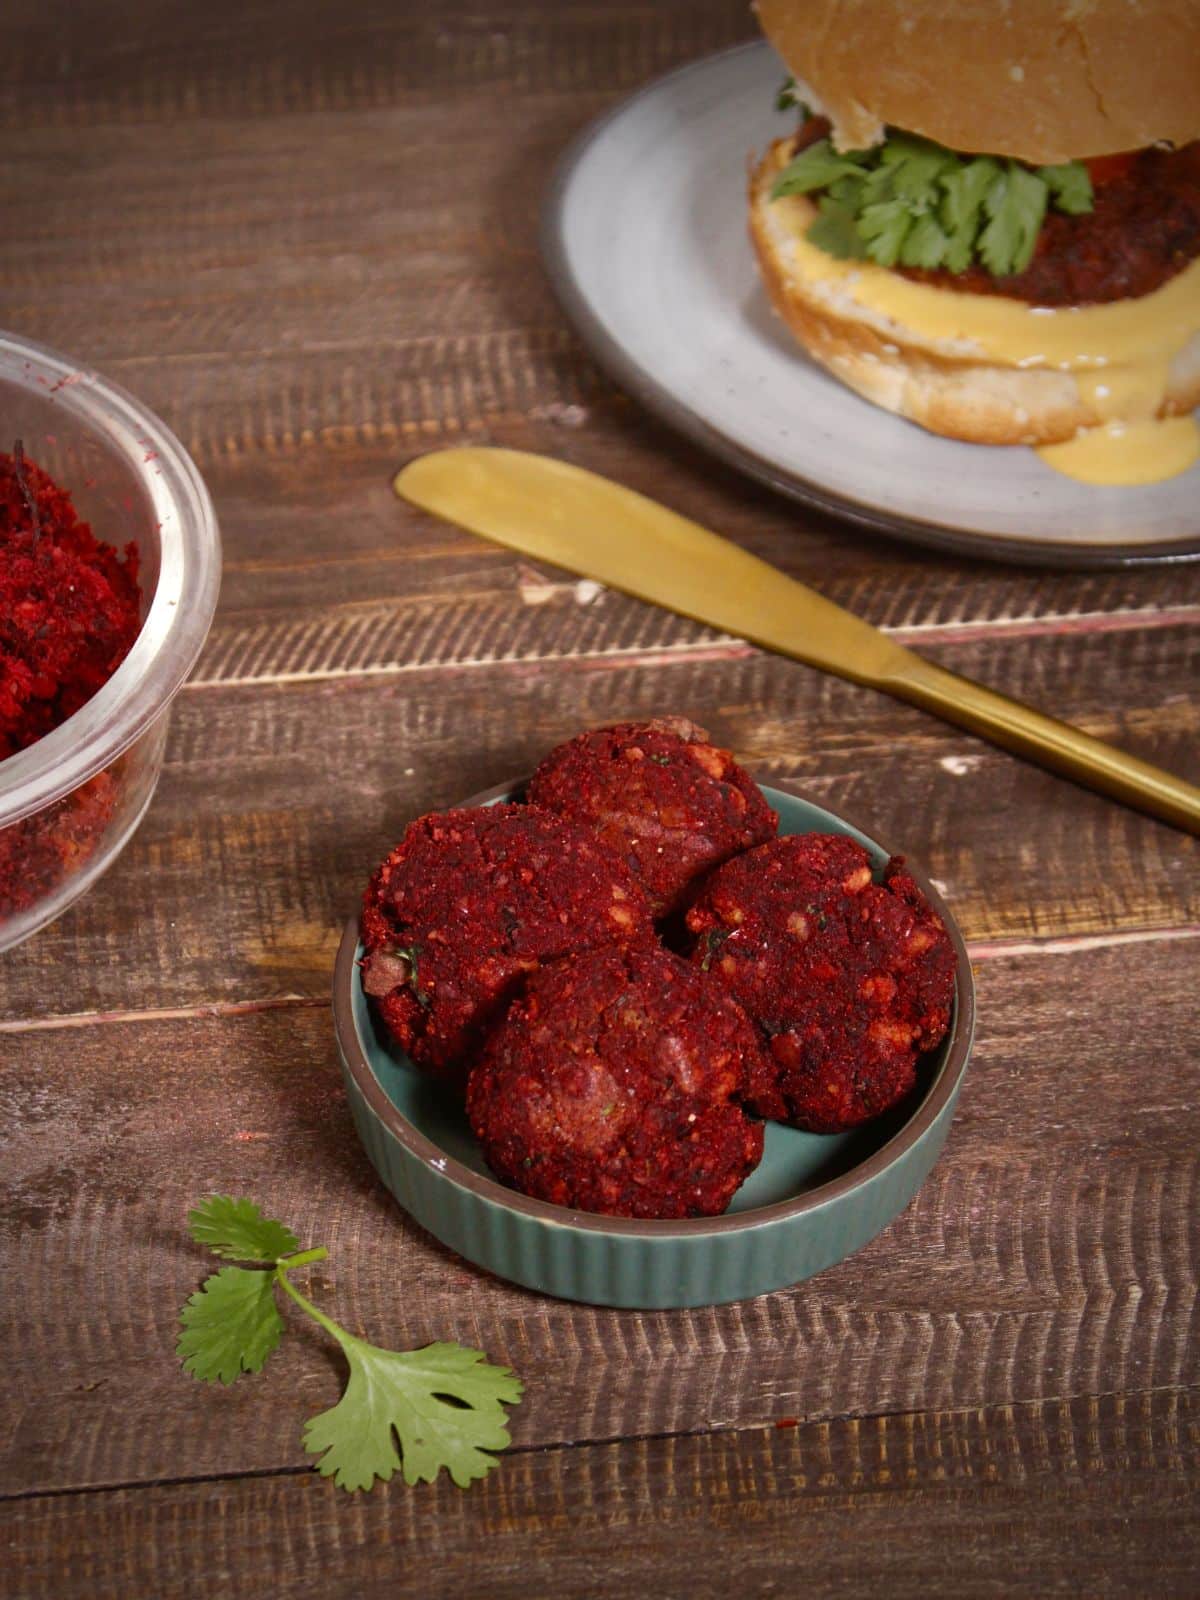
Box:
2;0;1195;1584
196;437;1200;669
5;94;1196;620
2;938;1196;1495
0;8;744;422
2;622;1195;1022
6;1;1198;621
2;1;756;131
4;1389;1197;1599
0;9;751;495
0;13;1194;622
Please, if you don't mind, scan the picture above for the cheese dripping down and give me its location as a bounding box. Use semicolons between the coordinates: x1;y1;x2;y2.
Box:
773;197;1200;486
1037;418;1199;485
1037;368;1199;484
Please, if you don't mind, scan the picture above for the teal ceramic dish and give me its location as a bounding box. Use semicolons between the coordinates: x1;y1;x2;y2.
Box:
332;778;975;1309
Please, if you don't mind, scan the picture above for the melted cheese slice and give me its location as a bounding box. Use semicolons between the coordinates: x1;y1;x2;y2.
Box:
779;209;1200;486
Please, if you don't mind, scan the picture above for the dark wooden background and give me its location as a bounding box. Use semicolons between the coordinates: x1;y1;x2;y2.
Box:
2;2;1197;1595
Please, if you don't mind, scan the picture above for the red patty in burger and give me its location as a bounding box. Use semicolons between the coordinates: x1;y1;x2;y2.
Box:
788;114;1200;305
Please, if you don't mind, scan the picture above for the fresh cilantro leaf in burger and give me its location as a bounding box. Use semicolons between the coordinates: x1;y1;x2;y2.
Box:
749;0;1200;484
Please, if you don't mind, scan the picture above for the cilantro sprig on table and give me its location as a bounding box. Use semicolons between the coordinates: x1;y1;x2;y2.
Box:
177;1197;523;1493
770;119;1094;277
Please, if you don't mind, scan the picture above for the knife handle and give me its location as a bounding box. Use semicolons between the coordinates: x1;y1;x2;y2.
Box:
882;651;1200;836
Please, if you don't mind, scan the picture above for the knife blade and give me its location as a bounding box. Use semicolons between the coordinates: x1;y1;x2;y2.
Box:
395;447;1200;836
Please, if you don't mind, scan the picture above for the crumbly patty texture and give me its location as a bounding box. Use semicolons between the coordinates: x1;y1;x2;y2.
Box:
527;717;778;917
360;804;651;1082
466;943;770;1219
686;833;956;1134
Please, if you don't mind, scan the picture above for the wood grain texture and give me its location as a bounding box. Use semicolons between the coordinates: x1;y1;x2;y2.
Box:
193;435;1200;679
2;622;1194;1024
4;1389;1197;1600
2;1;757;129
0;7;746;470
2;940;1196;1497
2;0;1198;1588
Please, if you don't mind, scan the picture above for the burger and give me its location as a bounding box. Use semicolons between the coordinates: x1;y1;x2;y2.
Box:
748;0;1200;483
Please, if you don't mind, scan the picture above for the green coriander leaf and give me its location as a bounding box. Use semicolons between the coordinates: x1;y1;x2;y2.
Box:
388;943;431;1009
363;942;430;1009
774;76;808;117
899;212;951;269
938;157;1001;272
857;199;915;267
771;123;1080;279
179;1197;523;1496
941;225;975;275
805;195;869;260
770;137;870;200
187;1195;300;1262
939;156;1001;236
177;1266;284;1384
859;162;899;206
978;161;1048;276
1038;161;1093;215
826;173;867;208
303;1337;524;1492
878;134;957;199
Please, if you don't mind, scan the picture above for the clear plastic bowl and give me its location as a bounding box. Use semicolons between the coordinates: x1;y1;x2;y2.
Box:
0;332;221;951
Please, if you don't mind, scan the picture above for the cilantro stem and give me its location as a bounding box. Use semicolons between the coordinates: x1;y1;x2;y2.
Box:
182;1197;522;1492
277;1247;329;1271
275;1257;354;1347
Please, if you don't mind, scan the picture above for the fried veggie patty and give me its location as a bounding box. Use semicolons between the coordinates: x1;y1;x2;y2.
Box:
527;717;778;917
467;943;771;1218
360;804;651;1083
686;832;955;1133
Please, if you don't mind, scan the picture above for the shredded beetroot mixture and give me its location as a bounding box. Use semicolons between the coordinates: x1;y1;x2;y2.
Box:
1;447;142;921
0;770;122;918
1;447;142;761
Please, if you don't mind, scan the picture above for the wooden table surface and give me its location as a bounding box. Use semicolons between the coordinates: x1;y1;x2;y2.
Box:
2;2;1198;1594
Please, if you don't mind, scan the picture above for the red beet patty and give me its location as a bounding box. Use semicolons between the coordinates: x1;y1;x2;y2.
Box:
686;833;955;1134
466;942;771;1218
360;803;651;1083
527;717;778;917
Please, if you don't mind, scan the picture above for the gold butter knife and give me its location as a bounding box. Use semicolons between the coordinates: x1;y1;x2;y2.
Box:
395;448;1200;836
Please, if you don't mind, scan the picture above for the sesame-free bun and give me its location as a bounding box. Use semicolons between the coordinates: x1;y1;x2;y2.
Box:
755;0;1200;163
748;139;1200;445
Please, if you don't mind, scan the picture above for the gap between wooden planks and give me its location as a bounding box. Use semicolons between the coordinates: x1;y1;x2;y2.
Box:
2;1389;1196;1600
1;1382;1193;1506
184;603;1200;694
4;934;1197;1496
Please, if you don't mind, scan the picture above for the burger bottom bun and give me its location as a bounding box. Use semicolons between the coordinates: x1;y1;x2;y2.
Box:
749;140;1200;447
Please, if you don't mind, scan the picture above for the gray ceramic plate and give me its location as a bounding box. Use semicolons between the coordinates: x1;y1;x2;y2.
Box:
332;779;975;1309
541;41;1200;568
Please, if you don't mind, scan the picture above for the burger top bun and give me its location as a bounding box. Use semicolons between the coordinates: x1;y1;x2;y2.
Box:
755;0;1200;164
